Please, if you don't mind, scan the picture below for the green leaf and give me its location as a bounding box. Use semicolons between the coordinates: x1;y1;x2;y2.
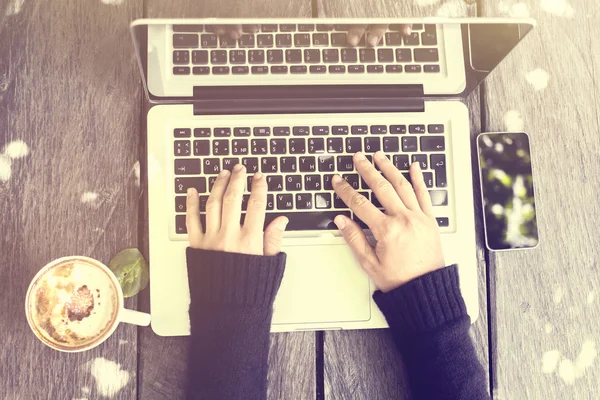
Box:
108;248;149;298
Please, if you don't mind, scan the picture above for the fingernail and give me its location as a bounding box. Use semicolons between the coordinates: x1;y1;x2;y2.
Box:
369;35;379;46
354;152;365;161
219;169;230;177
187;188;193;197
254;172;263;180
233;164;244;172
403;26;412;35
348;34;359;46
413;162;421;170
332;175;343;184
278;217;289;230
375;151;386;160
334;215;346;229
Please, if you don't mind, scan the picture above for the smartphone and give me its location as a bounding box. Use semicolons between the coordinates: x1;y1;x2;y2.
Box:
476;132;539;251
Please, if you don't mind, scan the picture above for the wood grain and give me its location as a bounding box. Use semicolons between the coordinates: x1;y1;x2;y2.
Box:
0;0;142;399
480;0;600;397
315;1;490;398
139;2;315;399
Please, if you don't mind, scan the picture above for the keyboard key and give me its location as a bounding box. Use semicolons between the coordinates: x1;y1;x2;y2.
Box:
422;31;437;46
219;36;237;48
346;137;362;153
409;125;426;134
265;211;349;230
193;66;210;75
372;192;383;208
175;159;200;175
293;126;310;136
348;65;365;73
393;154;410;170
223;157;240;171
332;126;349;135
343;174;360;190
390;125;407;134
423;172;434;188
429;190;448;206
377;49;394;63
234;127;251;137
257;34;274;48
428;124;445;133
212;66;230;75
364;137;381;153
194;128;210;137
213;128;231;137
286;175;302;191
370;125;387;135
304;175;321;191
341;48;358;63
405;65;422;73
173;25;203;33
436;217;449;227
323;174;334;190
334;194;346;209
367;65;384;73
212;140;229;156
318;155;335;172
309;138;325;154
262;157;278;173
414;48;439;62
242;158;259;173
276;194;294;209
411;154;428;169
191;50;208;65
173;50;190;65
266;194;275;210
304;49;321;63
173;67;190;75
331;33;348;47
323;49;339;63
313;33;329;46
261;24;278;32
200;34;217;48
276;34;292;47
431;154;447;187
173;140;189;157
352;126;368;135
210;50;227;64
175;177;207;194
359;48;376;63
239;35;255;48
232;66;249;75
280;24;296;32
294;33;311;47
337;155;354;172
173;34;199;48
424;65;440;73
402;137;418;152
403;32;420;46
313;126;329;136
268;176;284;191
353;213;369;229
251;139;268;154
267;50;284;63
193;140;210;156
385;32;402;46
254;127;271;136
315;193;332;209
291;66;308;74
386;65;403;73
249;50;265;64
395;49;412;62
274;127;291;136
329;65;345;73
174;128;191;137
208;177;217;191
360;176;370;190
252;66;269;74
202;158;220;174
299;156;316;172
296;194;313;209
232;139;249;155
289;138;306;154
270;139;286;154
229;50;246;64
286;49;302;64
176;215;187;234
383;137;399;152
310;65;327;74
327;138;344;153
280;157;297;172
420;136;445;151
298;24;315;32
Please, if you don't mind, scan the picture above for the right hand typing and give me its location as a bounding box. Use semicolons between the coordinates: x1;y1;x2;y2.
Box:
332;151;445;293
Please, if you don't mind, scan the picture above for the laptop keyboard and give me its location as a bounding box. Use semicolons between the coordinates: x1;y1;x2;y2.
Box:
172;117;450;234
171;24;441;77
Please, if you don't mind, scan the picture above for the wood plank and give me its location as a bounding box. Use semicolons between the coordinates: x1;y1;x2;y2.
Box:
480;0;600;397
139;2;315;399
315;1;489;398
0;0;142;399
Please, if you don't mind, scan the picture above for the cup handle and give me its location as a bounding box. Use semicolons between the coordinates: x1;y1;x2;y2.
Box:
119;308;151;326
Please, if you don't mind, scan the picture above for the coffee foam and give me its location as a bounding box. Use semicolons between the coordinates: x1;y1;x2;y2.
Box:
28;259;119;349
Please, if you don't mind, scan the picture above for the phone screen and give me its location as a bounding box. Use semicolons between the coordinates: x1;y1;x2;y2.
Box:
477;132;539;250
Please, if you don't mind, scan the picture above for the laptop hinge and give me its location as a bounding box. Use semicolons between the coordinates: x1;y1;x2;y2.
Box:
192;84;425;115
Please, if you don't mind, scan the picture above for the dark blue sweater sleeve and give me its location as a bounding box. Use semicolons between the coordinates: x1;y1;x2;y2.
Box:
373;265;490;400
185;248;286;400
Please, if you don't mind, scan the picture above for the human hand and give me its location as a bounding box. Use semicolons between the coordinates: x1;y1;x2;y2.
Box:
186;165;289;256
332;151;444;292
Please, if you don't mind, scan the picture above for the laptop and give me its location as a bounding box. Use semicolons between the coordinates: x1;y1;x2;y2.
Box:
130;18;535;336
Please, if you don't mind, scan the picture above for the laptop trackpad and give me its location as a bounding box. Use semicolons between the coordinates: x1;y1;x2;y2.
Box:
272;244;371;325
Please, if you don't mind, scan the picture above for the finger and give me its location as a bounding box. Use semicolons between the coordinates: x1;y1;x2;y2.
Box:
332;173;386;230
185;188;204;247
409;162;435;217
205;169;231;233
263;216;289;256
243;172;267;234
347;25;367;46
398;24;412;36
353;152;404;214
367;24;387;47
245;24;260;33
220;164;246;231
228;24;243;39
374;151;420;211
334;215;380;270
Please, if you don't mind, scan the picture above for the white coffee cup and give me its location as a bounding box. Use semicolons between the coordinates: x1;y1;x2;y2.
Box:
25;255;151;352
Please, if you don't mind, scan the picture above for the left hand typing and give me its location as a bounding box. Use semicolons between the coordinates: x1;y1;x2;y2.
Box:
186;165;289;256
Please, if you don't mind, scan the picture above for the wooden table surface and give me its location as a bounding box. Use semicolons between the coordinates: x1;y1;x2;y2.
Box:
1;0;598;398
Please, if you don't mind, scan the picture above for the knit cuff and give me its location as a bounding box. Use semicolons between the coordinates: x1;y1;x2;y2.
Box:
186;248;287;309
373;265;467;336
